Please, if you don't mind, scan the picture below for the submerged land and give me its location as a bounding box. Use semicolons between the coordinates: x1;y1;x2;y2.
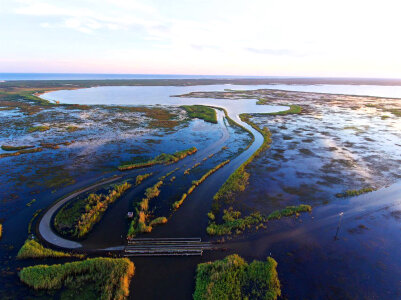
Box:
0;78;400;299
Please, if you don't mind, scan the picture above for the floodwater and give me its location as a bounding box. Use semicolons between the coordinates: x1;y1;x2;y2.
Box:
5;84;401;299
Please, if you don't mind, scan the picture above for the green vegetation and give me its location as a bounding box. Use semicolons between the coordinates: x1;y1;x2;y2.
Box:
127;180;166;238
207;208;265;236
212;114;271;213
267;204;312;220
158;167;179;180
207;204;312;236
1;145;34;151
149;216;168;226
0;147;43;158
66;125;80;132
28;125;50;133
54;182;131;238
26;198;36;207
194;254;281;300
386;108;401;117
19;257;134;300
17;239;84;259
172;160;230;210
381;115;390;120
135;172;153;185
118;147;197;171
144;180;163;199
336;187;376;198
266;104;302;115
27;209;42;234
181;105;218;123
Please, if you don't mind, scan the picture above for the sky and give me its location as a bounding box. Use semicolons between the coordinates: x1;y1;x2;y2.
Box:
1;0;401;77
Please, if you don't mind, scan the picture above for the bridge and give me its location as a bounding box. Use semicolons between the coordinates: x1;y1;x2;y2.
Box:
124;237;218;256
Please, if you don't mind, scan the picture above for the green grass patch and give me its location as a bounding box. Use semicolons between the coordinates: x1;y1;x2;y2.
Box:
206;208;264;236
336;187;376;198
181;105;217;123
1;145;34;151
17;239;84;259
19;257;134;300
267;204;312;220
66;125;80;132
266;104;302;115
0;147;43;158
28;125;50;133
135;173;153;185
118;147;197;171
194;254;281;300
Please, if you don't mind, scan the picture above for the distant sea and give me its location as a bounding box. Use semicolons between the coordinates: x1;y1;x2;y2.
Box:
0;73;285;81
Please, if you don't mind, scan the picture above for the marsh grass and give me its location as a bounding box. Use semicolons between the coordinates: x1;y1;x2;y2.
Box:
135;173;153;186
19;257;134;300
28;125;50;133
267;204;312;220
1;145;34;151
181;105;217;123
194;254;281;300
336;187;376;198
17;239;84;259
118;147;197;171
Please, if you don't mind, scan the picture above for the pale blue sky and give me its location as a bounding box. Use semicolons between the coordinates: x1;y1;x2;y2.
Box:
1;0;401;77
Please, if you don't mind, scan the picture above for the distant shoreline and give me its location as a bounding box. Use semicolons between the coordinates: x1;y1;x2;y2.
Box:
2;77;401;87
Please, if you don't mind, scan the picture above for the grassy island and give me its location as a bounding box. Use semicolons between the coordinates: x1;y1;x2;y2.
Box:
135;172;153;185
194;254;281;300
19;257;134;300
181;105;217;123
1;145;34;151
0;147;43;158
17;239;84;259
207;204;312;236
54;182;131;238
118;147;197;171
267;204;312;220
336;187;376;198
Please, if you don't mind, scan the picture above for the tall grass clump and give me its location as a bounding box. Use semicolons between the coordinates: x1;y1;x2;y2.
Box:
267;204;312;220
17;239;84;259
181;105;218;123
19;257;135;300
118;147;197;171
336;187;376;198
135;173;153;185
194;254;281;300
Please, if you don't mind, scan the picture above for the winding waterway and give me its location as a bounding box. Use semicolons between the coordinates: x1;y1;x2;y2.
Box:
39;84;401;299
